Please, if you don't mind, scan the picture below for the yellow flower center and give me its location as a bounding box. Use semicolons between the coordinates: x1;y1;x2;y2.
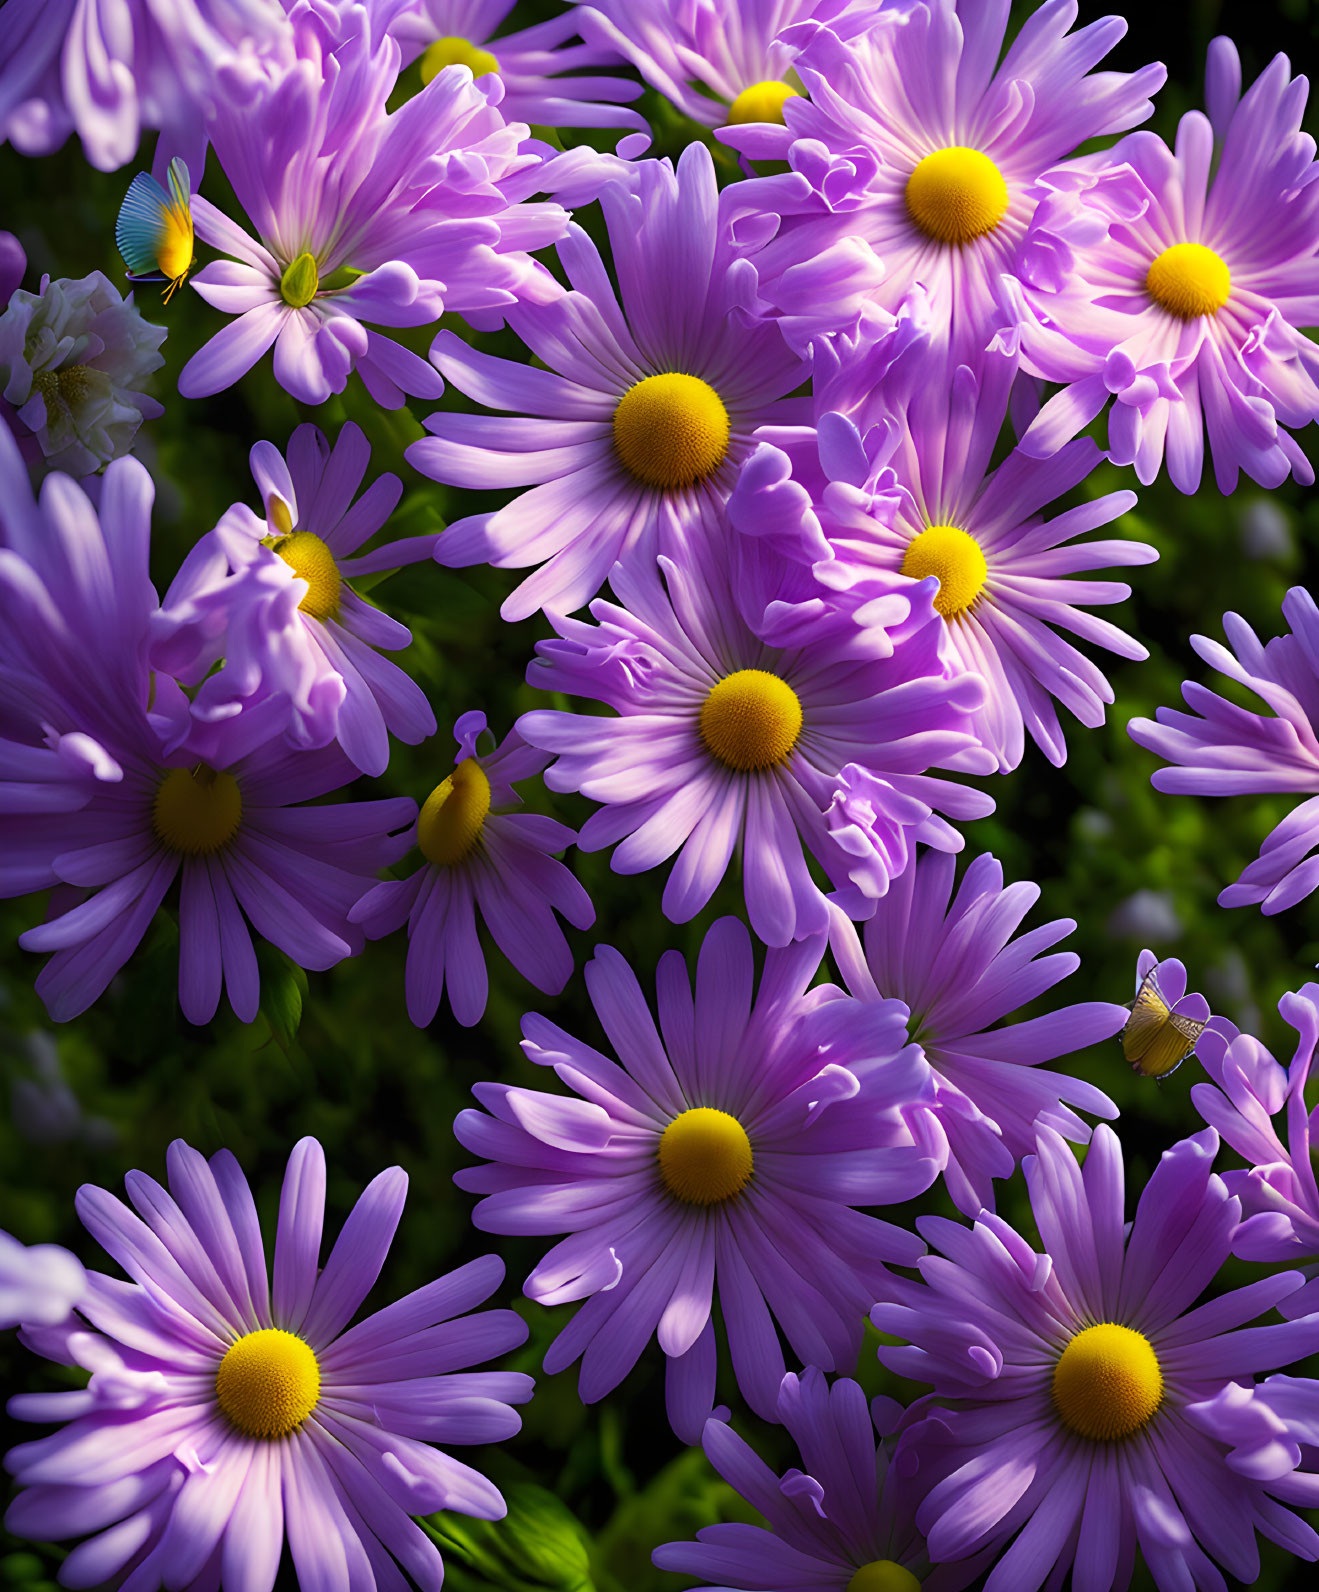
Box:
612;373;731;491
279;252;320;309
727;80;798;125
33;364;93;412
153;766;242;856
272;530;341;621
905;147;1009;245
215;1328;320;1440
417;758;492;866
658;1108;753;1205
1052;1322;1163;1441
1145;242;1230;319
900;524;987;620
699;669;803;772
846;1563;922;1592
420;35;501;84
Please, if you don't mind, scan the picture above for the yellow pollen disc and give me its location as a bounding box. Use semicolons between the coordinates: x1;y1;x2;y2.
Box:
418;758;492;866
272;530;342;621
420;35;500;84
215;1328;320;1440
34;365;93;410
905;147;1009;246
699;669;803;772
1145;242;1231;319
153;765;242;856
1052;1322;1163;1441
846;1563;922;1592
612;373;731;491
279;252;320;309
727;80;798;125
901;524;988;620
658;1108;753;1205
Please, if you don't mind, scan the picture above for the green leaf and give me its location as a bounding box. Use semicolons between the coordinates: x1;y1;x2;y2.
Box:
254;947;306;1053
421;1483;595;1592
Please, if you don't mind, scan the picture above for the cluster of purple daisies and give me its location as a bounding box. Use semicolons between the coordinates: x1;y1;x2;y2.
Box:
4;2;1319;1590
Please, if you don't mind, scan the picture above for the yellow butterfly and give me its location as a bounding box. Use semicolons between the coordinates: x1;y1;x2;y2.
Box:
1121;958;1208;1080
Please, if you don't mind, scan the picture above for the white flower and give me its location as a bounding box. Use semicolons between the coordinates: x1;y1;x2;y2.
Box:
0;271;166;475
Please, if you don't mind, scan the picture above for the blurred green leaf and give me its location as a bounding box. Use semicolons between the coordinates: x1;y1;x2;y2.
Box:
255;947;307;1055
423;1483;596;1592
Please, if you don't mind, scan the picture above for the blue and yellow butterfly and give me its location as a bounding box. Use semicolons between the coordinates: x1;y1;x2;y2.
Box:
115;157;194;305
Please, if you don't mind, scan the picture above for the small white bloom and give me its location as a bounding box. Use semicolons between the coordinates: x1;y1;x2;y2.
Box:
0;271;166;476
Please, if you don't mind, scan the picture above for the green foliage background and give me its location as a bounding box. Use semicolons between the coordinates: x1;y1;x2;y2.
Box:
3;1;1319;1588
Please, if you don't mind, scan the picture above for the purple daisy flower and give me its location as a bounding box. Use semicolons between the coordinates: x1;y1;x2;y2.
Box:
4;1136;533;1592
152;422;438;777
875;1123;1319;1592
0;0;290;172
351;710;595;1028
390;0;644;136
454;916;938;1439
0;441;415;1024
654;1368;951;1592
517;521;995;949
721;1;1164;360
1128;588;1319;914
734;342;1155;771
179;2;569;407
0;1231;85;1330
6;716;415;1026
577;0;840;130
1009;37;1319;494
829;850;1125;1216
1193;983;1319;1321
1119;948;1233;1081
408;139;810;619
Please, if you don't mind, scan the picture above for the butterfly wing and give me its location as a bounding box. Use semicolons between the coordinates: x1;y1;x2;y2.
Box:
116;170;173;281
1122;973;1171;1073
1133;1021;1199;1080
165;157;191;213
157;158;194;287
1159;1011;1208;1077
